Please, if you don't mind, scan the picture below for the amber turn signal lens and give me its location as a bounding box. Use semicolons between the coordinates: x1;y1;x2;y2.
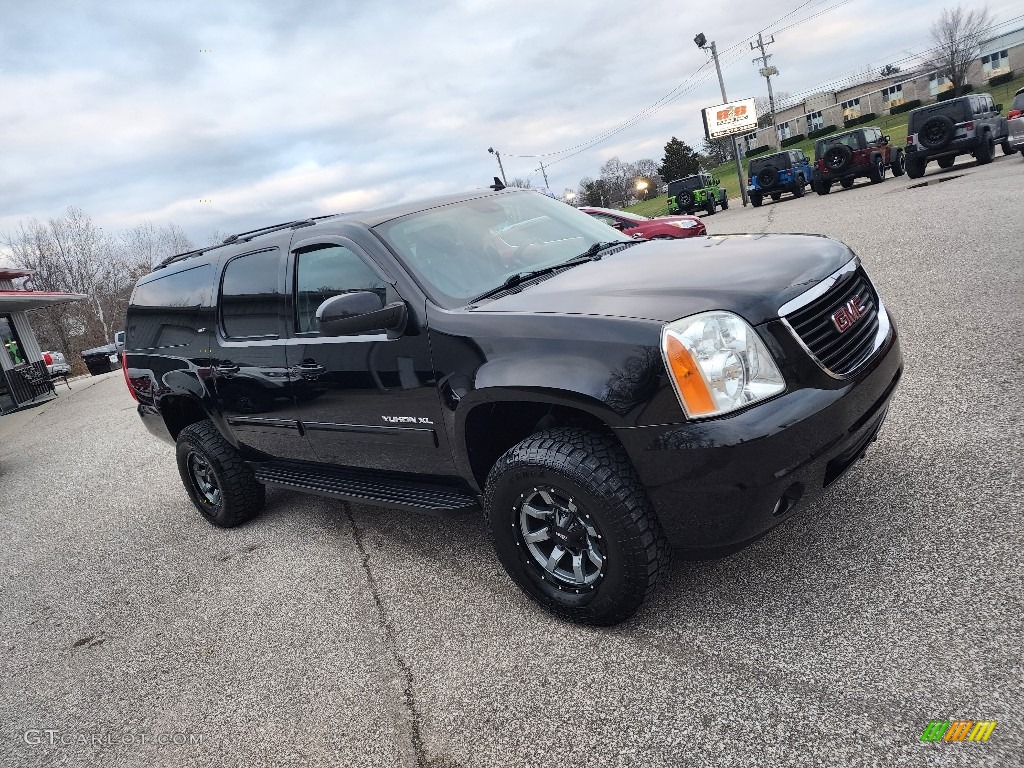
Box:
664;334;714;416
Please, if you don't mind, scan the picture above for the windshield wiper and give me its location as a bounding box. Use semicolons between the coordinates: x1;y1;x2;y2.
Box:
469;241;636;303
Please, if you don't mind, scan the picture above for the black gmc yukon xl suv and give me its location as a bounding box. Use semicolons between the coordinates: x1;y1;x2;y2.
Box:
124;189;902;624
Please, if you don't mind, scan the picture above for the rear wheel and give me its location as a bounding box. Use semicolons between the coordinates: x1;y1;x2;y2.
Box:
750;192;763;207
906;157;926;179
175;421;265;528
1002;139;1017;155
484;428;670;626
770;192;782;201
840;178;855;189
814;179;831;195
937;156;956;169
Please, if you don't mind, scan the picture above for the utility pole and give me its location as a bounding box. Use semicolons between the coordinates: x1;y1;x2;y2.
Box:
487;147;507;185
751;32;780;149
696;34;748;207
538;159;550;189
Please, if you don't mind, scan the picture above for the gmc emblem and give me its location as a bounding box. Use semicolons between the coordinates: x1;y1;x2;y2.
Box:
831;296;868;333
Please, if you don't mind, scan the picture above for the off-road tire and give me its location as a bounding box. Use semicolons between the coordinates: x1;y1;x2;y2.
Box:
976;132;994;164
770;192;782;201
814;179;831;195
705;197;716;215
919;115;954;150
750;192;763;207
868;156;886;183
824;144;853;173
1002;139;1017;155
905;157;926;179
484;428;671;626
792;176;805;197
840;178;855;189
721;195;729;209
676;191;693;211
937;156;956;169
176;421;265;528
890;152;906;176
756;166;779;189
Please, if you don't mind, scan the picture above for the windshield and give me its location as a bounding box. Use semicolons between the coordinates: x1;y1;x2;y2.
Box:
375;191;630;307
815;132;859;159
668;177;702;194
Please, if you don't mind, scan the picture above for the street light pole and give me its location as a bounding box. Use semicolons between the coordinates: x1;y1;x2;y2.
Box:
696;35;748;207
487;147;507;185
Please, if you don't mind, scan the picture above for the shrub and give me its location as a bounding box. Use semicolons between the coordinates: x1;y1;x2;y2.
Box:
744;145;771;158
808;125;837;139
988;71;1015;87
889;99;922;115
937;84;973;101
844;112;878;128
781;133;806;147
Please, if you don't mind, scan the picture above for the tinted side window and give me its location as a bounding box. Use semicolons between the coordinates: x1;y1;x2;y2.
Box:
128;264;212;350
295;245;387;334
220;249;282;339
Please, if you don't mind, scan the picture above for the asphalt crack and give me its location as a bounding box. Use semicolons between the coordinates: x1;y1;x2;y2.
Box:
345;504;426;768
759;203;778;233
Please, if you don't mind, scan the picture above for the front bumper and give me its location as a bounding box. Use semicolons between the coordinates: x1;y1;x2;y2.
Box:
616;317;902;552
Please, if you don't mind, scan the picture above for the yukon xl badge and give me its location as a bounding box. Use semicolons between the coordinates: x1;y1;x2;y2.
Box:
382;416;434;425
831;295;867;333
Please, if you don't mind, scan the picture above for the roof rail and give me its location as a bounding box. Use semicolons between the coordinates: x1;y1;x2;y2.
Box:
154;218;318;270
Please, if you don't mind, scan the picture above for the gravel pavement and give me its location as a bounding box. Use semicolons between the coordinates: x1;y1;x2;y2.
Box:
1;155;1021;767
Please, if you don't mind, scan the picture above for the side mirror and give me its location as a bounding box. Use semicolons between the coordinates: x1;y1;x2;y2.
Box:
996;103;1003;113
316;292;407;336
883;135;890;143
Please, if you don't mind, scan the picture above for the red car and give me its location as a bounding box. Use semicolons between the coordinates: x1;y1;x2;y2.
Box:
579;207;706;239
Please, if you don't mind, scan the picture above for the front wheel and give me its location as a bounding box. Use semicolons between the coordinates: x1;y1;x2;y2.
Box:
721;195;729;209
976;132;994;164
814;179;832;195
750;192;763;207
868;156;886;183
890;153;906;177
484;429;670;626
792;176;805;197
176;421;265;527
1001;139;1016;155
705;197;716;215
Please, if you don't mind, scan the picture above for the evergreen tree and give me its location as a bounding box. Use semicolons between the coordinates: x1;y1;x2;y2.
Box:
658;137;701;182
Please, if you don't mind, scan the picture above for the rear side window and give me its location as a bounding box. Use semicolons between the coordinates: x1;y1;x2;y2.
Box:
220;249;282;339
294;245;388;334
127;265;212;350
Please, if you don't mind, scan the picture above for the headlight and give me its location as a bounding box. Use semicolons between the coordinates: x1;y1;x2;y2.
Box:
670;220;700;229
661;311;785;418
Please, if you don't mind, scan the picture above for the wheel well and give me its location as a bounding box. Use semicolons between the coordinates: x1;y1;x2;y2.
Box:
464;402;617;489
161;395;209;441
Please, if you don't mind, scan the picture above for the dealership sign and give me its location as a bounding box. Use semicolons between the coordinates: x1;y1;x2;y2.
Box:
702;98;758;140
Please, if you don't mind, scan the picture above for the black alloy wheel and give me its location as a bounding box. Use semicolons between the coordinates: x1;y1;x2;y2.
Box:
485;428;670;625
824;144;853;172
919;115;954;149
175;421;265;527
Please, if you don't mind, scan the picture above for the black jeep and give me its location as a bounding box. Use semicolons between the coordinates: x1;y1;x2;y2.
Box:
905;92;1010;178
124;189;902;625
812;126;906;194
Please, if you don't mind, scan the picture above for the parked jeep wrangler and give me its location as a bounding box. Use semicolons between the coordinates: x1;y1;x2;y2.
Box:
812;126;906;194
905;92;1010;178
667;172;727;215
747;149;812;206
125;189;902;625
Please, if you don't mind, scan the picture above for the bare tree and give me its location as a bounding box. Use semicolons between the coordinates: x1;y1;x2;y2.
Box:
3;209;194;373
755;92;791;128
925;5;994;96
507;177;533;189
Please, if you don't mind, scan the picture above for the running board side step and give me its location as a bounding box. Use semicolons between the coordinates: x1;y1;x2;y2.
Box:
251;462;480;516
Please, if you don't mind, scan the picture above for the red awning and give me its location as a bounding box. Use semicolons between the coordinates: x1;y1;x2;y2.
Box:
0;290;87;313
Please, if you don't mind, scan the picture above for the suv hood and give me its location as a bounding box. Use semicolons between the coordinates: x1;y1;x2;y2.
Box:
476;234;855;325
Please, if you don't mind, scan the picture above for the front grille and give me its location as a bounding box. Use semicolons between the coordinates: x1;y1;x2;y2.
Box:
784;267;880;376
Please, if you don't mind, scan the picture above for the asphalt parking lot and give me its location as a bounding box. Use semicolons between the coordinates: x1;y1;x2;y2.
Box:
2;154;1021;768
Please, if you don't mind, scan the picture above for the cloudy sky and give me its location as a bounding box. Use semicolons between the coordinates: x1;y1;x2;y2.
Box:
2;0;1022;255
